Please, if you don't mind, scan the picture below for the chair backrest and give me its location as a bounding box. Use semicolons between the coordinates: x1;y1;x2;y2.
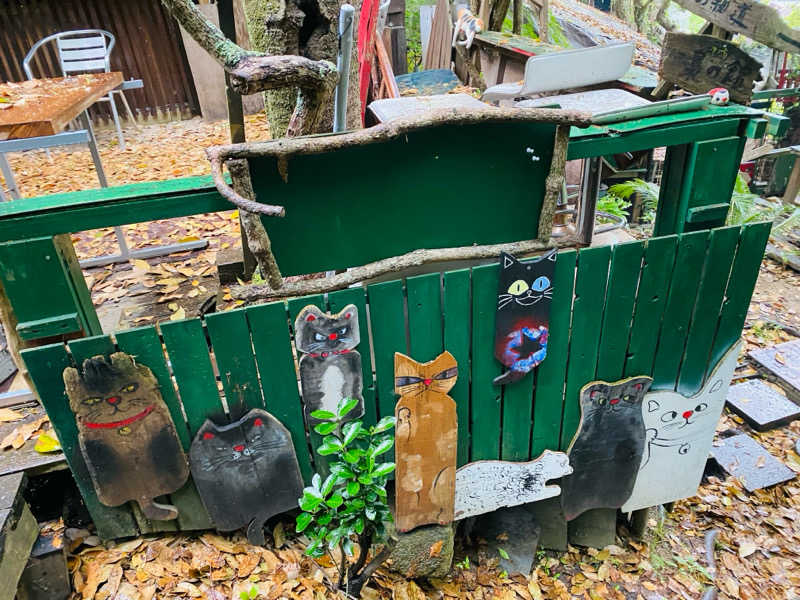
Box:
519;42;635;96
23;29;115;80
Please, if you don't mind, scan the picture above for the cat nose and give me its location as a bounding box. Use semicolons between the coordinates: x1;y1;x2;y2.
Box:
682;410;693;419
423;378;432;385
610;398;620;405
233;444;245;452
106;396;120;405
328;333;338;340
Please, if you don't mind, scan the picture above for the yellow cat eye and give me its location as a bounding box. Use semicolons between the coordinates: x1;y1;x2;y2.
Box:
120;383;138;393
507;279;529;295
83;397;102;405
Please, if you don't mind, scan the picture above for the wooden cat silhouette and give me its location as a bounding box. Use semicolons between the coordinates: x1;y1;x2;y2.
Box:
560;375;652;521
63;353;189;521
394;351;458;532
454;450;572;520
494;250;556;386
295;304;363;425
622;341;741;512
189;408;303;545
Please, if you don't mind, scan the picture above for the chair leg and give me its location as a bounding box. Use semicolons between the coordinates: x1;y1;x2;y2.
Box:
115;90;139;130
107;93;125;150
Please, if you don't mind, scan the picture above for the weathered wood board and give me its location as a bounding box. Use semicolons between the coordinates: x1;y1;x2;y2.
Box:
453;450;572;520
726;379;800;432
659;33;762;104
560;376;652;521
295;304;364;425
394;351;458;532
0;473;38;600
189;409;303;545
750;339;800;402
673;0;800;55
621;341;740;513
710;433;795;492
494;250;556;386
63;353;189;521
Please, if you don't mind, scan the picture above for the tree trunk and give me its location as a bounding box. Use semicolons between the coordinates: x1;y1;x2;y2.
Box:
245;0;362;137
612;0;636;27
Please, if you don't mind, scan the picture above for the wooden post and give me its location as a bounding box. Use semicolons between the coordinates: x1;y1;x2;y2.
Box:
783;156;800;204
513;0;522;34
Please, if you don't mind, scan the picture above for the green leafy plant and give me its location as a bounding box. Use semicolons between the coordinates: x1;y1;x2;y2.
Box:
607;178;661;223
238;584;258;600
296;398;396;598
597;193;631;224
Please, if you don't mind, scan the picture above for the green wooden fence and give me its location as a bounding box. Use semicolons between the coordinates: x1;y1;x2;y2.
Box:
21;222;770;540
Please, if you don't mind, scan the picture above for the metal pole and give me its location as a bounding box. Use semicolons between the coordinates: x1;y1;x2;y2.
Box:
333;4;355;133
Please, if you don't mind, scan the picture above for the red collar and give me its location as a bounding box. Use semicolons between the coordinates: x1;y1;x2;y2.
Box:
85;405;154;430
309;349;351;358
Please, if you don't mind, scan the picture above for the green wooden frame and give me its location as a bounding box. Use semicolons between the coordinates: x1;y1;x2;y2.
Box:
21;222;770;539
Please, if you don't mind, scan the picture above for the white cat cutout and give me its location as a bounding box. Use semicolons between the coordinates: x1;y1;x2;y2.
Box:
621;340;742;513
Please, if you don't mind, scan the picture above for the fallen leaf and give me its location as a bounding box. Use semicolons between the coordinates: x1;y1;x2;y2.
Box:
169;307;186;321
738;541;757;558
35;432;61;453
0;408;24;423
429;540;444;558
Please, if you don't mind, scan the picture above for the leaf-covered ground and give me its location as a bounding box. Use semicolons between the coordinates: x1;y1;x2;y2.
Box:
4;117;800;599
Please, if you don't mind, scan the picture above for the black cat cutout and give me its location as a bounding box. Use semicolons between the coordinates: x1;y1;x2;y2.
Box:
493;250;557;386
189;409;303;545
560;376;652;521
63;353;189;521
294;304;364;425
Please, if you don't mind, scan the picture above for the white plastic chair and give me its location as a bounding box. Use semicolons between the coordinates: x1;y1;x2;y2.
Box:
23;29;137;150
481;42;635;103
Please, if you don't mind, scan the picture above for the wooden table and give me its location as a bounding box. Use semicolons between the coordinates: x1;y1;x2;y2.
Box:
0;72;122;199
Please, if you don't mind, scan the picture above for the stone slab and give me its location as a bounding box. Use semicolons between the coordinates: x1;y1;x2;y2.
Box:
710;433;796;492
471;505;541;576
386;521;454;579
567;508;617;549
16;527;70;600
750;340;800;401
526;495;568;552
726;380;800;432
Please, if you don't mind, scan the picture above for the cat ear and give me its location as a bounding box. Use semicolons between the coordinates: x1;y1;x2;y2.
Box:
647;399;660;412
295;305;324;328
500;252;518;269
338;304;358;322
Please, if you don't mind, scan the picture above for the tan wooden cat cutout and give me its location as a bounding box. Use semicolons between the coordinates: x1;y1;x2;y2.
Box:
394;351;458;532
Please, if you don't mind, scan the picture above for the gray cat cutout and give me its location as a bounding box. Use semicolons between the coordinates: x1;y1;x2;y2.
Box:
295;304;364;425
189;409;303;545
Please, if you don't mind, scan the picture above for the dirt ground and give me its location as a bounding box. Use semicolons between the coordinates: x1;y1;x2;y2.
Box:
3;116;800;600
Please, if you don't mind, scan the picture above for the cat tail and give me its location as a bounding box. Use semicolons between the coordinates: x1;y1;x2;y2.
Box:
493;369;523;386
246;517;267;546
138;497;179;521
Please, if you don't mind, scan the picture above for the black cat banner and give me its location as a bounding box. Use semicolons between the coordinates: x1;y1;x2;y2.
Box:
493;250;556;386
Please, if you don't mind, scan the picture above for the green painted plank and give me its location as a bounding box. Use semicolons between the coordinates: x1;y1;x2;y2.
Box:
677;226;740;396
328;287;377;427
595;241;644;382
531;249;576;457
443;269;471;467
560;246;612;450
247;301;314;484
500;361;535;461
624;235;679;378
470;263;502;461
653;145;690;237
709;222;771;372
651;230;710;390
21;344;139;540
160;319;223;434
367;280;407;420
407;273;443;363
205;308;265;419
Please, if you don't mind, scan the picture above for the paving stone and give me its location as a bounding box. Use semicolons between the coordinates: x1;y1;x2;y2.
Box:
710;433;796;492
750;340;800;401
726;380;800;432
471;505;541;576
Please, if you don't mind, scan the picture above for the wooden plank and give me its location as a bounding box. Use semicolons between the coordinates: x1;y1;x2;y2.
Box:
595;241;644;382
159;319;223;434
394;351;458;531
624;235;679;378
328;287;377;426
709;222;771;372
659;33;761;104
367;280;407;420
672;0;800;55
21;344;138;540
406;273;443;363
0;73;123;139
651;230;710;390
559;246;612;450
470;263;503;461
443;269;471;467
677;226;740;396
205;308;265;419
529;249;576;457
246;302;314;483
